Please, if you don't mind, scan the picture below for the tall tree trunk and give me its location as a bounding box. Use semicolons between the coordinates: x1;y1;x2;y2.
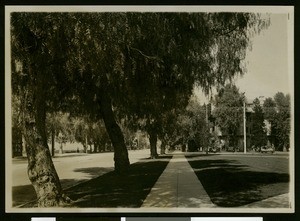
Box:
22;65;69;207
93;142;98;153
22;133;27;157
160;139;166;155
149;130;158;159
23;106;70;207
98;93;130;173
85;135;88;153
51;127;55;157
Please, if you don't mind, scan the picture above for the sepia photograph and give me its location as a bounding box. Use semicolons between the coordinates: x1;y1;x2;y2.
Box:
5;6;294;213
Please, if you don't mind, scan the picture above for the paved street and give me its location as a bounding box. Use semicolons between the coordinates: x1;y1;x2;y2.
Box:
11;149;151;206
10;150;291;208
12;149;151;188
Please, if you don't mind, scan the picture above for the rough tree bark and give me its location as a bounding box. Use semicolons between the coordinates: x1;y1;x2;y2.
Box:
22;134;27;157
22;68;70;207
24;127;70;206
23;108;70;206
98;91;130;173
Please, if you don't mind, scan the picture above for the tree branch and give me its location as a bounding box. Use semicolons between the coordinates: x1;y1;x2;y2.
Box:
129;46;162;61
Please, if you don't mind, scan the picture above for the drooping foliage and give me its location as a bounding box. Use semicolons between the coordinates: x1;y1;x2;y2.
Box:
10;11;269;206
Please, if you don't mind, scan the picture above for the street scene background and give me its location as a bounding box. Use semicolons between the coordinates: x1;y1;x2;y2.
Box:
6;7;293;212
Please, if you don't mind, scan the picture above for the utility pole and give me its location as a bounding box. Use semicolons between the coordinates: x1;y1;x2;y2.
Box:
243;101;247;154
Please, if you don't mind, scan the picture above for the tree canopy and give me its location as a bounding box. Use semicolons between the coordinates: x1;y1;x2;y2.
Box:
263;92;290;150
10;11;269;206
212;84;245;148
11;12;269;142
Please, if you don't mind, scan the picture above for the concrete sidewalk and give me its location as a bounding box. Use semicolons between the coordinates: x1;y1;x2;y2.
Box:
141;152;215;208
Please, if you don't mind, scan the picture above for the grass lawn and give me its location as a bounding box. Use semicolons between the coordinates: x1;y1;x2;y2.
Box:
186;154;289;207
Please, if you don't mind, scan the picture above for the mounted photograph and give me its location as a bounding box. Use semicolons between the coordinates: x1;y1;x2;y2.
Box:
5;6;294;213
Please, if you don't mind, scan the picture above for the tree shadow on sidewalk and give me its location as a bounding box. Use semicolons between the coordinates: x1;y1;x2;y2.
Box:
187;157;289;207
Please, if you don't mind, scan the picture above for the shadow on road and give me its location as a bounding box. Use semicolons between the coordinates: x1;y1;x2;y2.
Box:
16;157;171;208
73;167;114;177
13;167;113;207
66;158;171;208
12;185;36;207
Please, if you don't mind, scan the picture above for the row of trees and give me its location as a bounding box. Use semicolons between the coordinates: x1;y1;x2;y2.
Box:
212;84;290;151
13;110;113;157
11;12;268;206
46;113;112;154
13;94;211;156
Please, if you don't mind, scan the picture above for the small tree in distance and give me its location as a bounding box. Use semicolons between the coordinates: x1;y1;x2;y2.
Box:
263;93;290;151
212;84;244;150
251;98;267;149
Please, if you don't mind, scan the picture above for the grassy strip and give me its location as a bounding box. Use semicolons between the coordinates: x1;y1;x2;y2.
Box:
186;155;289;207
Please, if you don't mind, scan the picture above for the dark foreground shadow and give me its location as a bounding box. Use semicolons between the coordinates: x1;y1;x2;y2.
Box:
66;159;170;208
13;178;92;207
16;158;171;208
73;167;113;178
12;185;36;207
13;167;113;207
187;158;289;207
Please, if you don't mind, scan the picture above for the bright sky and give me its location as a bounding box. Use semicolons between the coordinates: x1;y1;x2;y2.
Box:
195;13;293;104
